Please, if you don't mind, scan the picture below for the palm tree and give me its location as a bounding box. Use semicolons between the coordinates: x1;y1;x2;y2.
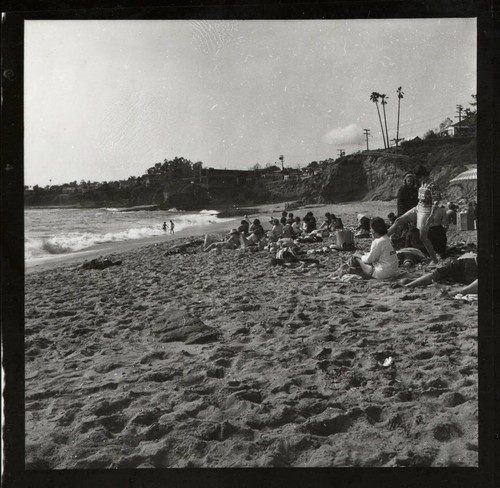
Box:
380;93;390;148
396;87;404;146
370;92;386;149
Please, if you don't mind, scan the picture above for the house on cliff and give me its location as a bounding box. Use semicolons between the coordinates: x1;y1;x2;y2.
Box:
194;168;258;190
442;117;476;137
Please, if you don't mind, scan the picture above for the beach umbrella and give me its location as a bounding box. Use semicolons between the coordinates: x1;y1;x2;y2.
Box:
449;168;477;185
449;168;477;200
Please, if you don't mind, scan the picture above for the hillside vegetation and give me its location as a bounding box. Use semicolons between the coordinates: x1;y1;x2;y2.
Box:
25;138;476;209
266;138;476;204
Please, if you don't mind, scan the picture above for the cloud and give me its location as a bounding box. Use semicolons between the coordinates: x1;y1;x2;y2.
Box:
322;123;364;146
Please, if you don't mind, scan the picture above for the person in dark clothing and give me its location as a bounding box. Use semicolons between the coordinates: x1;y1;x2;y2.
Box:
405;252;477;294
303;212;317;233
280;211;288;225
330;213;344;230
397;172;419;217
249;219;265;240
238;220;250;236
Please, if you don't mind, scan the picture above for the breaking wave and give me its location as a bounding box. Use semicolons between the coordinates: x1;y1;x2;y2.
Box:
25;210;228;261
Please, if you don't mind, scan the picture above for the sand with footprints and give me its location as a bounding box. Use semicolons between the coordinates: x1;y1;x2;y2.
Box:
25;202;478;468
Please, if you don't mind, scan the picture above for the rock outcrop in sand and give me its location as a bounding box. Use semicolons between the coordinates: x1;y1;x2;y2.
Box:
152;309;221;344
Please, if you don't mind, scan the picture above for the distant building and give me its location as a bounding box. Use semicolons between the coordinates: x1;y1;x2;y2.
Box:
195;168;258;190
443;117;475;137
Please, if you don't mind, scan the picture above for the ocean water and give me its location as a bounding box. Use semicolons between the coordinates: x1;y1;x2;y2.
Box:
24;207;229;263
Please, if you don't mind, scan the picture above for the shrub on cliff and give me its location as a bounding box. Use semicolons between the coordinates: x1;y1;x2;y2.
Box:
164;183;210;210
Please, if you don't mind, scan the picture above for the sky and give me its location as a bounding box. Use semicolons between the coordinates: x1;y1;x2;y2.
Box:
24;18;476;187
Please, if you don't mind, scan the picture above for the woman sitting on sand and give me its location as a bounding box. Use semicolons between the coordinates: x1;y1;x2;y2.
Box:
329;213;344;231
292;216;302;236
350;217;399;280
203;229;241;252
319;212;333;231
281;221;296;239
249;219;265;240
304;212;317;233
405;251;477;294
268;219;284;242
240;228;268;250
355;214;371;238
238;219;250;236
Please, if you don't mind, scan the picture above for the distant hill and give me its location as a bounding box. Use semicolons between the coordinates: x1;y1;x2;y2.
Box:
25;138;476;209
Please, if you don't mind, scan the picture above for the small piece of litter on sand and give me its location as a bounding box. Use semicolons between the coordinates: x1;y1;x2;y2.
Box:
453;294;478;302
382;357;393;367
340;274;363;282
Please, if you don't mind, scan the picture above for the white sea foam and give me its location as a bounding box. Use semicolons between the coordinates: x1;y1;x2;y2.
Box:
25;210;232;261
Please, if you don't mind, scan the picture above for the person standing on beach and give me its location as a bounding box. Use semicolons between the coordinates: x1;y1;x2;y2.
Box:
397;172;419;217
170;220;175;234
387;183;439;263
162;221;167;232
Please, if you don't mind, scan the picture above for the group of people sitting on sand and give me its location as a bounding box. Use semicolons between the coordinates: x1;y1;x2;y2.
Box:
200;173;477;294
343;173;478;293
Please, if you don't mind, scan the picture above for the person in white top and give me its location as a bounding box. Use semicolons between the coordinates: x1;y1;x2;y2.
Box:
387;183;442;263
268;219;284;242
291;216;302;236
352;217;399;279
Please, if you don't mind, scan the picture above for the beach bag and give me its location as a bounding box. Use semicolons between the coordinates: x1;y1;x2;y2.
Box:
457;210;475;231
336;229;355;250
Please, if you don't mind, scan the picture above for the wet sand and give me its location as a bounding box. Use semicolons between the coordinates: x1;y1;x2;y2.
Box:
25;201;478;468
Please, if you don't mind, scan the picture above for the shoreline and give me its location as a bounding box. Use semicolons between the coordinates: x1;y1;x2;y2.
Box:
25;200;398;274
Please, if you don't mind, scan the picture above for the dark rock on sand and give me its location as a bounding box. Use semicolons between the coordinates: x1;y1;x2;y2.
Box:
81;258;122;270
152;309;220;344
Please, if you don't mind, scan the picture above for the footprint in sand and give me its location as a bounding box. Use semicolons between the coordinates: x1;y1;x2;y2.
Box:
428;313;455;323
413;349;435;360
332;350;356;367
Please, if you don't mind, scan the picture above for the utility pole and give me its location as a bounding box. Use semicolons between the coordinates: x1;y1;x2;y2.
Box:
363;129;371;150
337;149;345;158
279;155;284;171
455;104;463;135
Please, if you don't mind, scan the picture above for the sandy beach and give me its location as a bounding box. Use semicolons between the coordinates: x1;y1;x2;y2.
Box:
24;201;478;468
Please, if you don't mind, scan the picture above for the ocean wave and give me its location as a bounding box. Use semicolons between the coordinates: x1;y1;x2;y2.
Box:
25;227;163;260
25;211;230;261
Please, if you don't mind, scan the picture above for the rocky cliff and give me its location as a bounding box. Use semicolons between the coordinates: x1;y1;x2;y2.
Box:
265;138;476;204
25;138;476;209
